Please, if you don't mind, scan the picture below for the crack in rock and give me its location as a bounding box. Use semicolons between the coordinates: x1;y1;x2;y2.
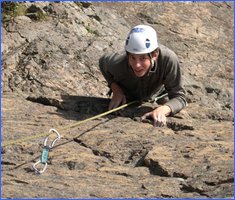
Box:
180;183;209;197
11;179;29;185
167;121;194;132
205;177;234;186
73;138;115;163
26;96;64;109
66;161;86;170
173;172;188;180
145;159;170;177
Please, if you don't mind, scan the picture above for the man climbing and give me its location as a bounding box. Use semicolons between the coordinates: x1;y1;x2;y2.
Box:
99;24;187;127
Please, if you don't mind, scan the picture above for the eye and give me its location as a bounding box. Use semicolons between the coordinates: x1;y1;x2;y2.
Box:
130;55;135;60
140;56;147;61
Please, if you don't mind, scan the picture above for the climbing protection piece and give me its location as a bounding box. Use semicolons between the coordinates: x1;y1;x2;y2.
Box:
32;128;61;174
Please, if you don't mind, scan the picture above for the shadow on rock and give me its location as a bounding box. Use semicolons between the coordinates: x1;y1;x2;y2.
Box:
26;95;111;121
26;95;159;122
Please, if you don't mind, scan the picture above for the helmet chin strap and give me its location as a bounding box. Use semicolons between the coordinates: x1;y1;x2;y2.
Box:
148;53;156;73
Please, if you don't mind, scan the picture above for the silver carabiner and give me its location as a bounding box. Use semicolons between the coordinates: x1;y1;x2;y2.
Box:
32;129;61;174
32;145;50;174
32;160;48;174
44;128;61;149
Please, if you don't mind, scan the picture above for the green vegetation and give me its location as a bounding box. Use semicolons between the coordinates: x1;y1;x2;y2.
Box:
33;9;47;21
2;2;48;24
2;2;27;23
85;25;99;36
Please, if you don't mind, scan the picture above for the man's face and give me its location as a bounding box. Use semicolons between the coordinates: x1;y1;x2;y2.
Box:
128;53;152;77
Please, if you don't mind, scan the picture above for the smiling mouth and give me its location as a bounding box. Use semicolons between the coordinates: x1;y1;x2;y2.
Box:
134;69;143;73
134;69;145;77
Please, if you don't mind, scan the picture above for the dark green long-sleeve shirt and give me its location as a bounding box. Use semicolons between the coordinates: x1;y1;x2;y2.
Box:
99;44;187;114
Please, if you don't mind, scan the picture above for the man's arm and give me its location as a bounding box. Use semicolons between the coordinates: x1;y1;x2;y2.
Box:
163;50;187;114
108;82;126;110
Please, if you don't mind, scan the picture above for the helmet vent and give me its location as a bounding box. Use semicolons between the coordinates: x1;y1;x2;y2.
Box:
125;37;130;46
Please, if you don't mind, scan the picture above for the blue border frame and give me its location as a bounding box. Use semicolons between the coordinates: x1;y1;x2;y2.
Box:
0;0;234;2
0;2;2;199
0;0;234;200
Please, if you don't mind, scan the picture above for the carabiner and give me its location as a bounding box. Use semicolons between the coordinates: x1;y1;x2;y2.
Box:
32;129;61;174
32;160;48;174
44;128;61;149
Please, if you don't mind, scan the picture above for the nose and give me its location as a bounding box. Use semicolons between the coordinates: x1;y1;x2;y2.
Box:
132;59;142;69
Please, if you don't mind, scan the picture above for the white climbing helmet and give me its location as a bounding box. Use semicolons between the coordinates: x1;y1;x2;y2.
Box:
125;25;158;54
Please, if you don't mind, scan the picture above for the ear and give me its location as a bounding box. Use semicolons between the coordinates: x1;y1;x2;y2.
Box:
151;50;159;61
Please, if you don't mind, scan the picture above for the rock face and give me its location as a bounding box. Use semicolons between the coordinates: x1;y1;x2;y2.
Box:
1;2;233;198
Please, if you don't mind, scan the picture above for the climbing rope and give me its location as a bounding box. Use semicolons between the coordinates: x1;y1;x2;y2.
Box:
2;100;138;147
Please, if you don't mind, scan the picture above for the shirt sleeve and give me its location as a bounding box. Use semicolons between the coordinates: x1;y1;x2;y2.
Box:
163;51;187;114
99;53;116;87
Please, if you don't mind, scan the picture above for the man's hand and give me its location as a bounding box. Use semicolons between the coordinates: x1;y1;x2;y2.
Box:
109;82;126;110
141;105;171;127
